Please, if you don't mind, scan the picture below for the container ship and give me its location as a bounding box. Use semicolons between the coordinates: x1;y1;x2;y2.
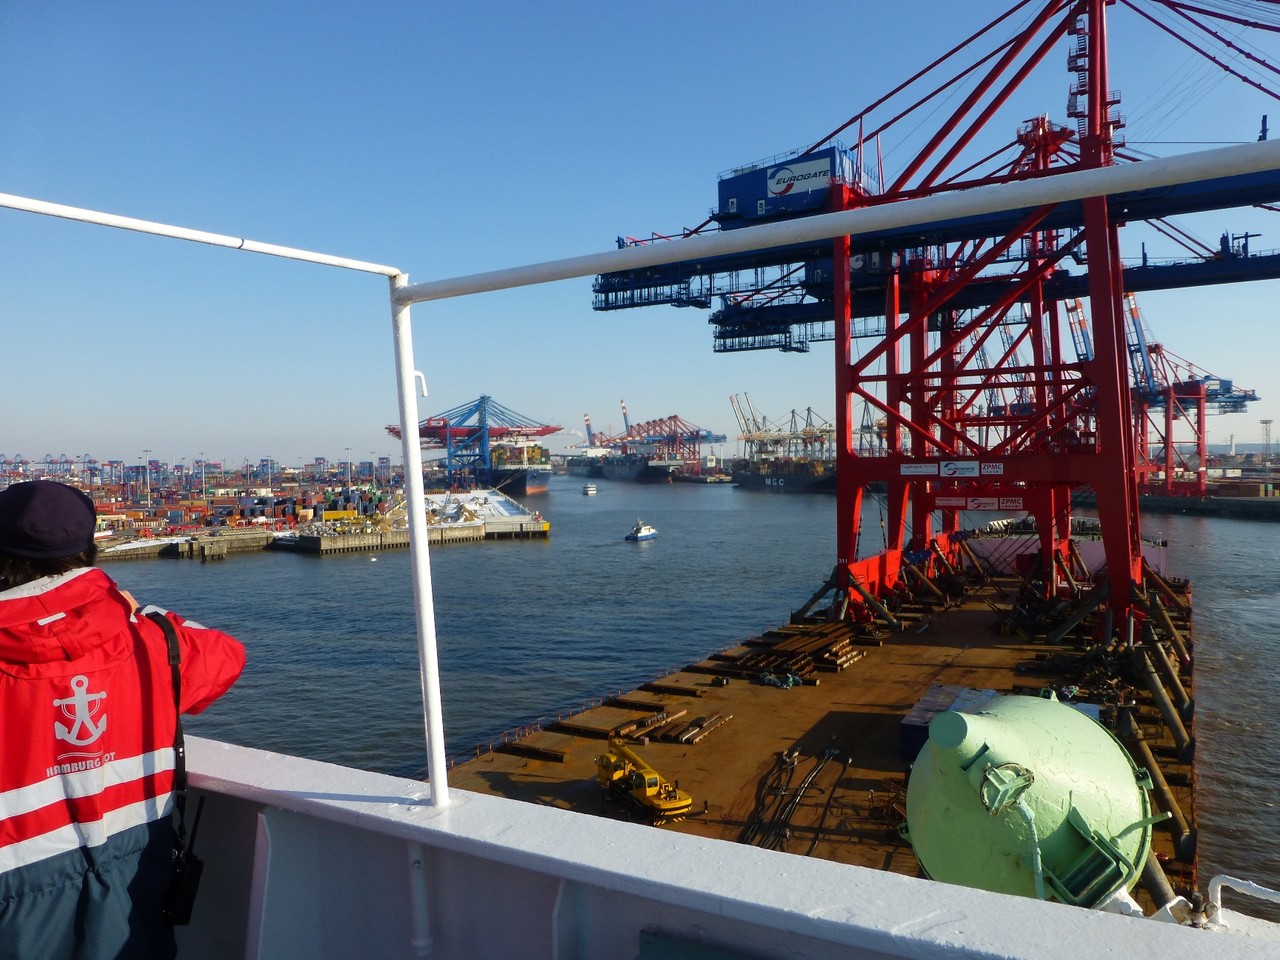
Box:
564;451;606;478
728;397;841;493
731;456;836;493
489;464;550;496
599;451;685;483
584;406;726;483
489;443;552;496
565;415;610;478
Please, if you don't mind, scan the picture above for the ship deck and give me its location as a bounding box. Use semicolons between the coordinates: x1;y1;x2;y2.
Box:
449;573;1196;897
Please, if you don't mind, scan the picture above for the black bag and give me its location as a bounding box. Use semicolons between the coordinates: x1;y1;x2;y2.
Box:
163;798;205;925
147;611;205;926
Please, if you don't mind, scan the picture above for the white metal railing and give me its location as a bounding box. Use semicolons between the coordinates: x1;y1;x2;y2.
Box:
180;737;1278;960
392;140;1280;305
1208;875;1280;929
0;192;401;276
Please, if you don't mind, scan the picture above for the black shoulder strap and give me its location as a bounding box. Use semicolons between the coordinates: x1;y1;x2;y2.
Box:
146;611;188;841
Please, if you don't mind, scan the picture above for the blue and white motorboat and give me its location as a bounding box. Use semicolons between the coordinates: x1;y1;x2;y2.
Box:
624;519;657;541
582;482;597;496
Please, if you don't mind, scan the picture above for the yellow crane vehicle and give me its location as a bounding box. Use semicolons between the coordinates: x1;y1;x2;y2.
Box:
595;737;694;822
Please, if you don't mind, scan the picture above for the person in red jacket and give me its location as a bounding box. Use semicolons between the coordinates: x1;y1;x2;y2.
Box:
0;480;245;959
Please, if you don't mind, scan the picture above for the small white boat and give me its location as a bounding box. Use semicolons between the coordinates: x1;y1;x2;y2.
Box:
625;519;657;541
582;483;597;495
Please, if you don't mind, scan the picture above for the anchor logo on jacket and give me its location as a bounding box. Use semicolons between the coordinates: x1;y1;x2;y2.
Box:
53;675;107;746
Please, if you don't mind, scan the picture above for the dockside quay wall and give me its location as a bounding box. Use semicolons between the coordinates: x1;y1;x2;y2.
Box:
100;519;550;562
273;527;484;554
1143;494;1280;520
484;517;552;539
100;530;273;561
1075;490;1280;521
274;518;550;554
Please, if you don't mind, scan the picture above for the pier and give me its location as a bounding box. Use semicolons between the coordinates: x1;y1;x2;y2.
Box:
1073;489;1280;522
97;488;549;560
98;529;273;561
271;512;549;555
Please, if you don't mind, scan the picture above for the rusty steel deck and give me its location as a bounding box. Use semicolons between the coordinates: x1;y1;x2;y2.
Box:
448;573;1195;898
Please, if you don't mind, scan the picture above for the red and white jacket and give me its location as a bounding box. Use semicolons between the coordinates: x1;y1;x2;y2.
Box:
0;566;245;877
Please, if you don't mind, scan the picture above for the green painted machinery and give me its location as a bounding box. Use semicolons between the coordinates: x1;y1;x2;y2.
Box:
903;692;1164;908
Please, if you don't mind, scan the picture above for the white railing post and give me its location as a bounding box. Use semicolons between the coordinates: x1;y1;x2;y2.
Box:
390;274;450;806
1207;874;1280;928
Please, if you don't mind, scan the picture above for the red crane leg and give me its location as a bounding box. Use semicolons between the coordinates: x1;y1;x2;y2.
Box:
834;223;862;573
1082;196;1143;615
883;269;910;560
908;282;933;552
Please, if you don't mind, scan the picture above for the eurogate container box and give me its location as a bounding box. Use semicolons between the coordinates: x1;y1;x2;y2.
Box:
716;146;858;229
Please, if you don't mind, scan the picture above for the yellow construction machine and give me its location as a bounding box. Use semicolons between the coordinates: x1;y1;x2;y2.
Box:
595;736;693;822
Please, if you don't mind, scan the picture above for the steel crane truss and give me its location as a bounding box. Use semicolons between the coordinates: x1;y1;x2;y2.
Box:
833;200;1110;595
595;168;1280;337
592;414;726;467
1129;340;1258;497
586;2;1280;624
730;395;835;461
827;0;1146;619
846;260;1099;481
839;3;1263;620
387;395;561;488
833;216;1146;621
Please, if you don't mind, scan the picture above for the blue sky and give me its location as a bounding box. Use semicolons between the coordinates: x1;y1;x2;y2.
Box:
3;1;1279;468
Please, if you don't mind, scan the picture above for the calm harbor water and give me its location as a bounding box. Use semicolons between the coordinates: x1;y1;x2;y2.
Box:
109;474;1280;894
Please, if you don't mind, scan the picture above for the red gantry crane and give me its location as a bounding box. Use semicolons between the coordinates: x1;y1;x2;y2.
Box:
1122;292;1260;496
594;0;1280;627
590;400;727;474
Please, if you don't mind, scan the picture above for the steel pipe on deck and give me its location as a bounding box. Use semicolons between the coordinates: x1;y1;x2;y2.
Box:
849;574;902;632
1134;648;1194;761
1045;588;1107;646
1142;851;1180;910
1147;594;1192;666
1144;559;1191;614
1119;708;1196;863
1144;622;1193;721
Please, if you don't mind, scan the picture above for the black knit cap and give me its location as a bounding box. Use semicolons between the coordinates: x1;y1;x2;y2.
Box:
0;481;97;559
